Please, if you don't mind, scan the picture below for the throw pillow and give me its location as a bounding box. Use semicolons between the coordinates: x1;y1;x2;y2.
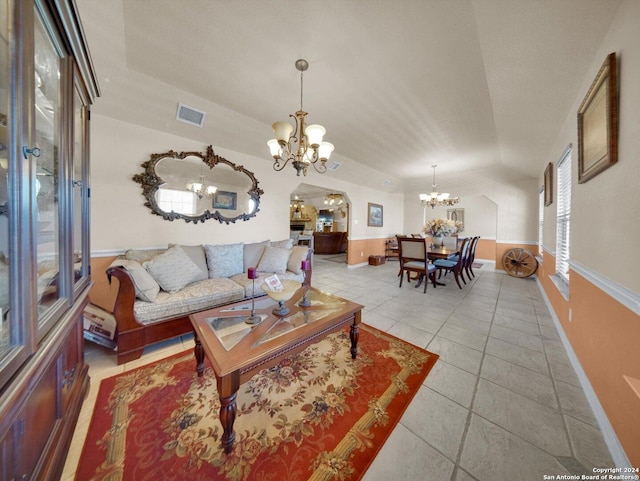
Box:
204;243;244;278
111;259;160;302
270;238;293;250
124;248;167;264
168;244;208;281
287;246;310;274
143;245;203;293
243;240;269;272
257;246;291;274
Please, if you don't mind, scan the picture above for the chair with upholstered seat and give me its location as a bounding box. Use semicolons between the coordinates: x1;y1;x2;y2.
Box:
397;236;437;293
433;237;471;289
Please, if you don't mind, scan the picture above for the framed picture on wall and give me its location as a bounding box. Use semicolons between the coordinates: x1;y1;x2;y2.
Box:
447;208;464;231
367;203;383;227
544;163;553;206
213;191;237;210
577;52;618;184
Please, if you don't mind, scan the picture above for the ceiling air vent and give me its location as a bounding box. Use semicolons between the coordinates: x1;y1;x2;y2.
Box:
326;161;341;171
176;103;206;127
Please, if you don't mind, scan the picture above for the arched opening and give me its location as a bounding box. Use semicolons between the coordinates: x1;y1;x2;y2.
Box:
290;183;350;263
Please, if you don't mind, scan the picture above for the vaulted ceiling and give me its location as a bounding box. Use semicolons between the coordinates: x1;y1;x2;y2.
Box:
77;0;621;195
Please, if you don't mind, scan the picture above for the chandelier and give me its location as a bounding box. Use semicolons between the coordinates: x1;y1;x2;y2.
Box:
186;163;217;199
267;59;334;176
324;193;344;206
419;164;461;209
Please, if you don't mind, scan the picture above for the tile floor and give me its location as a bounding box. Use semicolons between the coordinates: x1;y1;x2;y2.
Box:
62;256;614;481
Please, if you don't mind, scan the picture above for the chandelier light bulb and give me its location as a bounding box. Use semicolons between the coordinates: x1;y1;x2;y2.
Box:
272;122;294;143
304;124;326;147
318;141;334;161
267;139;281;158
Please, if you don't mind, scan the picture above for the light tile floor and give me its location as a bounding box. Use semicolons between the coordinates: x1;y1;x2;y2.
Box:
62;257;614;481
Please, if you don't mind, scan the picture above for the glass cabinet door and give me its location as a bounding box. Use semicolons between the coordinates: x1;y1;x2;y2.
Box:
34;5;63;324
0;0;11;363
72;79;90;294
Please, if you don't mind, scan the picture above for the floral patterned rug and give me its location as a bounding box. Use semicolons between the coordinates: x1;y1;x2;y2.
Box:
76;324;438;481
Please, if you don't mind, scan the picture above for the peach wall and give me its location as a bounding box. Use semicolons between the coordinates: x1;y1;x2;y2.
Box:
346;238;387;265
540;252;640;466
475;238;496;263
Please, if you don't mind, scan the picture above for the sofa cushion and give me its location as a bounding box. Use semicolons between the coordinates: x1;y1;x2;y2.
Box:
270;238;293;249
243;240;269;271
257;246;291;274
133;277;245;325
204;242;244;278
111;259;160;302
124;248;167;264
143;245;204;293
287;246;310;274
169;244;208;281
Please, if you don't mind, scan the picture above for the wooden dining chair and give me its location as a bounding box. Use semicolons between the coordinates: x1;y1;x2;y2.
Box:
433;237;471;289
465;236;480;279
397;237;436;293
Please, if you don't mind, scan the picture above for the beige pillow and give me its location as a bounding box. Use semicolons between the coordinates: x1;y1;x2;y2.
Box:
243;240;269;271
270;239;293;250
124;248;167;264
143;245;203;292
257;246;291;274
111;259;160;302
169;244;208;281
287;246;310;274
204;243;244;278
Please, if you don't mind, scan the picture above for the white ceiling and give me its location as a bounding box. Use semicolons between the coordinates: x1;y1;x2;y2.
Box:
78;0;622;195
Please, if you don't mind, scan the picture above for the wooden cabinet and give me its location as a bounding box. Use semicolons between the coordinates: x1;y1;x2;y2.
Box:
0;1;99;479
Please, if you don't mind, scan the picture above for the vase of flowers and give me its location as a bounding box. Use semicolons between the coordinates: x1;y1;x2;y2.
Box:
423;218;462;247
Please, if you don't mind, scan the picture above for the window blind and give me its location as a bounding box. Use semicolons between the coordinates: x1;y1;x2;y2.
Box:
556;148;572;283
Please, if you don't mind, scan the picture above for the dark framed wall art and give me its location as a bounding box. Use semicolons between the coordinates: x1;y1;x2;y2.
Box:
213;191;237;210
367;203;383;227
544;162;553;206
577;52;618;184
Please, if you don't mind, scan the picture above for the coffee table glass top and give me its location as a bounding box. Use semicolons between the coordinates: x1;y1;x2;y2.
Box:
253;308;341;347
204;290;346;351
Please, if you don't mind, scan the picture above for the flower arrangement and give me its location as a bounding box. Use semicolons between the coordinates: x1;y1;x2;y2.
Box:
423;218;462;238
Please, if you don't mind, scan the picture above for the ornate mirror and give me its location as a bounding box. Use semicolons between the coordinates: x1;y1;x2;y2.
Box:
133;145;263;224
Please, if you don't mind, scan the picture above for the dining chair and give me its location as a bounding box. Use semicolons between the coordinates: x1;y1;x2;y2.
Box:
465;236;480;279
397;236;436;293
433;237;471;289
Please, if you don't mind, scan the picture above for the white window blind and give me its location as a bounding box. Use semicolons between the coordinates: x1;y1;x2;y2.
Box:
556;148;571;284
538;187;544;257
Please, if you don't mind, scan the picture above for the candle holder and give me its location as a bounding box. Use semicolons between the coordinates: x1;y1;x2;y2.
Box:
246;267;261;325
298;260;311;307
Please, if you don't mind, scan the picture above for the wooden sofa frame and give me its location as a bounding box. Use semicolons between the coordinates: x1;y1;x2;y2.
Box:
106;251;313;365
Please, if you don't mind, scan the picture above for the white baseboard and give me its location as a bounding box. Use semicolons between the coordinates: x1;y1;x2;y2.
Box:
535;278;632;469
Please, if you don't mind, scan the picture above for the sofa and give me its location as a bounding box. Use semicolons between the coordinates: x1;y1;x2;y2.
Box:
106;239;312;365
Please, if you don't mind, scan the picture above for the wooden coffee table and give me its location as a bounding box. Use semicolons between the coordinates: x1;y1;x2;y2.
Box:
189;287;363;453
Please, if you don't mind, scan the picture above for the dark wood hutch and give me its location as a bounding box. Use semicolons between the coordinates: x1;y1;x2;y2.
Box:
0;1;99;479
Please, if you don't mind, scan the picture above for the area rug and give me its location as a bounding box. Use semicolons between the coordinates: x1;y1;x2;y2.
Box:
76;324;438;481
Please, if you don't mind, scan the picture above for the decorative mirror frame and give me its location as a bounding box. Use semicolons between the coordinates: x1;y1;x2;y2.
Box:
133;145;263;224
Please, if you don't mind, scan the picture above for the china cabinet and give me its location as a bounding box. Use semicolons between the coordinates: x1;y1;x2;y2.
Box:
0;1;99;479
